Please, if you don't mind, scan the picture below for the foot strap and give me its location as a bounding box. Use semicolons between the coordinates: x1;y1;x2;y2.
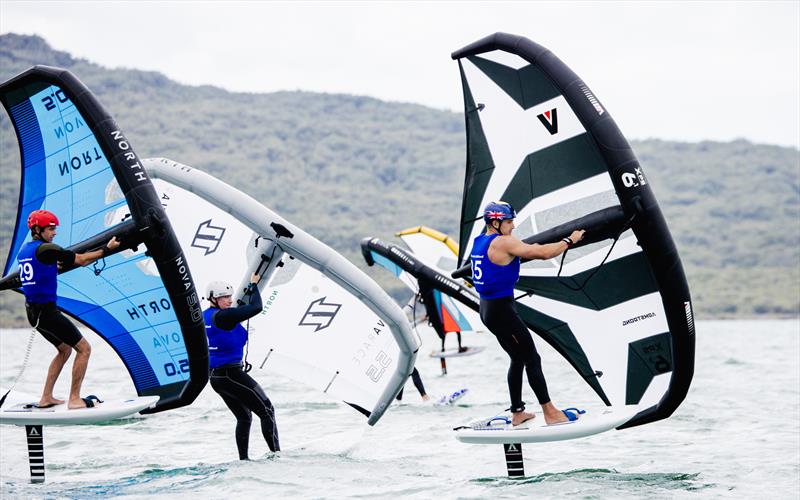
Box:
81;395;103;408
562;407;586;421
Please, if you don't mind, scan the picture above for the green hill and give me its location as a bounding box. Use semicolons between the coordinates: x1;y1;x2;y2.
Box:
1;34;797;326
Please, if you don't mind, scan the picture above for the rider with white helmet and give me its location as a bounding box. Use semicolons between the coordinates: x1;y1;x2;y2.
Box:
204;272;279;459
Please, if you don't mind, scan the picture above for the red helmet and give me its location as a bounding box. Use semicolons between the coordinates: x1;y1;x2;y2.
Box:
27;210;59;229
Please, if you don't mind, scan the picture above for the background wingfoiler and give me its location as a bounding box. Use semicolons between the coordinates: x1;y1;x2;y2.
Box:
451;33;694;431
396;226;459;274
0;67;208;414
144;158;418;425
361;237;481;328
364;227;485;336
395;226;482;334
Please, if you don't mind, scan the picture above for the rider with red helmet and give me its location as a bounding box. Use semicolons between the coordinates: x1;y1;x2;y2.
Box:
17;210;120;409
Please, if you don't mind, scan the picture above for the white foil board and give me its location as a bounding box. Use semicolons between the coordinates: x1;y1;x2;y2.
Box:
454;406;640;444
429;345;485;359
0;389;159;426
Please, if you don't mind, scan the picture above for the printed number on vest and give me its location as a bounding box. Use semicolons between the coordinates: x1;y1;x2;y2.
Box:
20;262;34;284
472;259;482;281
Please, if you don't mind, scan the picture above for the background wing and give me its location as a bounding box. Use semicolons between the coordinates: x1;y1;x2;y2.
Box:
249;260;403;418
147;158;418;424
395;226;482;332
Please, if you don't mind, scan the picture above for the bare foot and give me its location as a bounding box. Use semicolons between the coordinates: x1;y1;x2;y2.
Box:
421;394;430;401
37;397;65;407
511;411;535;426
543;408;569;425
68;398;90;409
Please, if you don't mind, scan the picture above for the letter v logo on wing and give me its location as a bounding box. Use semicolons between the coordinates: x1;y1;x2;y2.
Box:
536;108;559;135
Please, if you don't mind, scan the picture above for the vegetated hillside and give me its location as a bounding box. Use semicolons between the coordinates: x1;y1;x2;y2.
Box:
0;34;797;327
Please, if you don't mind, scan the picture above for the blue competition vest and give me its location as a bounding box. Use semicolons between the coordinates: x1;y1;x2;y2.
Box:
204;307;248;369
470;233;520;300
17;240;58;304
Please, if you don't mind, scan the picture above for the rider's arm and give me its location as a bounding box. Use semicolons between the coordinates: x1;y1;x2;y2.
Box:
35;243;76;265
39;237;120;267
497;229;586;261
73;237;121;266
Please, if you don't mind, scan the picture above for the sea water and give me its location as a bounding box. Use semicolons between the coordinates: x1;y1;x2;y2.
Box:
1;319;798;499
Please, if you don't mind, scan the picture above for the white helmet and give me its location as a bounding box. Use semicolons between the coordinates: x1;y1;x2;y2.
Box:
206;281;234;300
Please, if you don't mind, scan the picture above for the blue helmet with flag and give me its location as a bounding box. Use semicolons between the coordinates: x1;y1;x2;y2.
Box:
483;201;516;224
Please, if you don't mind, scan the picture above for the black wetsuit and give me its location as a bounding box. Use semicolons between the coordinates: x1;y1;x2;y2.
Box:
480;296;550;412
418;280;462;352
471;232;551;412
206;285;279;459
20;241;83;347
396;367;426;400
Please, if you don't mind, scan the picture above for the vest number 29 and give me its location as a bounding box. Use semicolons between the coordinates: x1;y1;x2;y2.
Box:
19;262;34;283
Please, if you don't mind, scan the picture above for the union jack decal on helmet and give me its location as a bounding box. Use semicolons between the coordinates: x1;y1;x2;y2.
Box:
485;211;508;220
482;201;516;224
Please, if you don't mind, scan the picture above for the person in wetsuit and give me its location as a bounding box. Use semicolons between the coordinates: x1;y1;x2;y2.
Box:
395;367;429;402
471;201;585;426
17;209;120;409
205;274;279;459
417;280;464;375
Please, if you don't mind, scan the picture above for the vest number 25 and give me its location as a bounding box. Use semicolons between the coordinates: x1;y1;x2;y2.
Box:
472;259;482;281
19;262;34;283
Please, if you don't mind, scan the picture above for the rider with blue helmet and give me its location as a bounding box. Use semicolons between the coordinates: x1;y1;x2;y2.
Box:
471;201;585;426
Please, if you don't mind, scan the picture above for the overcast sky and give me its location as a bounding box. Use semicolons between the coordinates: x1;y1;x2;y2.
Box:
1;1;798;148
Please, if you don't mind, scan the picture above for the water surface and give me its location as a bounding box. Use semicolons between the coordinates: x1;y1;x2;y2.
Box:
1;320;798;498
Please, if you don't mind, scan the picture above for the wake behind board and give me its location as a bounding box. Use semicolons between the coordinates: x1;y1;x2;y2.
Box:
0;390;159;426
454;406;640;444
429;346;485;359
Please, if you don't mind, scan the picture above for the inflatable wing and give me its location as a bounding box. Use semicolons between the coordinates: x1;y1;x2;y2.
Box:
451;33;695;429
144;158;419;425
0;67;208;413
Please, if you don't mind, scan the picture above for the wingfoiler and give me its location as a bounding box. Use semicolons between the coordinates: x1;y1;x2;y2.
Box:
361;231;481;333
362;229;484;376
395;226;460;274
0;66;208;482
143;158;419;426
394;226;484;336
448;33;695;476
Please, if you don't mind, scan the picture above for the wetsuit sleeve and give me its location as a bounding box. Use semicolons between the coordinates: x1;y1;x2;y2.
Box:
35;243;76;266
212;284;263;330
